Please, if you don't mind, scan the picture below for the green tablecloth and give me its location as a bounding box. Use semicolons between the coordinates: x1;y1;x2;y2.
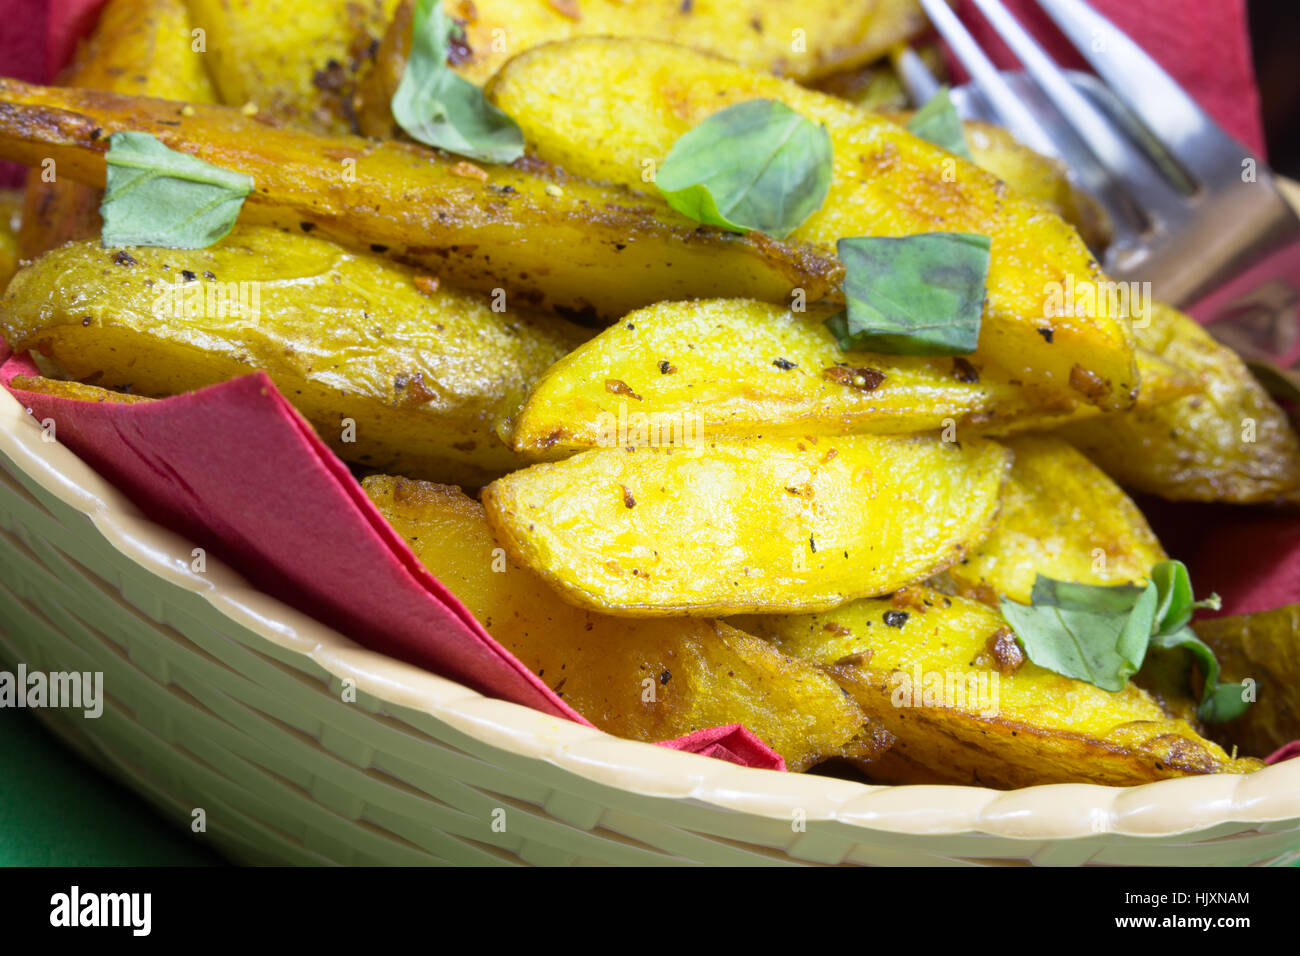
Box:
0;707;224;866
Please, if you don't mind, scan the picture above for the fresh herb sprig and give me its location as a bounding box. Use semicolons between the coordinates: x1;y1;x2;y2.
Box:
826;233;990;356
391;0;524;163
1000;560;1251;723
656;98;833;239
100;132;253;249
905;87;973;160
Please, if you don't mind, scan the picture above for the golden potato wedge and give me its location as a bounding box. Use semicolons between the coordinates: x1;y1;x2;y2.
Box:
0;78;839;319
0;226;587;485
1059;303;1300;502
487;38;1138;409
8;374;152;405
482;434;1010;616
19;0;216;258
811;45;946;114
187;0;398;134
508;299;1198;458
362;475;884;771
941;435;1167;605
1194;605;1300;759
736;587;1264;787
355;0;927;136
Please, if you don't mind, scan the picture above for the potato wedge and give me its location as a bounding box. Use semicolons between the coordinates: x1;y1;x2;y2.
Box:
482;435;1010;615
1193;605;1300;759
1059;303;1300;502
355;0;927;136
187;0;398;134
362;475;884;771
941;435;1167;605
488;38;1138;409
736;587;1264;787
8;374;152;405
508;299;1197;458
19;0;216;258
0;226;587;485
0;78;839;319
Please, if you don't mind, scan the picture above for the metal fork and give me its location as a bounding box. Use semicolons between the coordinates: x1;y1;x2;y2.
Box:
903;0;1300;376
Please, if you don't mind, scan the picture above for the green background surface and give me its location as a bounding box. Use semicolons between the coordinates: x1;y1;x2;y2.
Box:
0;707;225;866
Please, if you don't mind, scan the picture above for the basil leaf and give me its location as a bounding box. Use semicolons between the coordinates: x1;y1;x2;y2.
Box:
1150;559;1220;636
392;0;524;163
100;132;252;249
905;87;973;161
656;99;833;239
1000;580;1156;691
827;233;990;355
1149;627;1251;724
1000;562;1248;723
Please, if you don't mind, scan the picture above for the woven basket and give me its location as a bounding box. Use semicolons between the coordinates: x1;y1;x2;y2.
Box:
2;384;1300;866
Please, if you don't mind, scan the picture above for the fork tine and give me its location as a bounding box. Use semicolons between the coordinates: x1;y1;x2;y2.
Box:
1035;0;1252;184
968;0;1191;232
894;46;943;107
914;0;1060;159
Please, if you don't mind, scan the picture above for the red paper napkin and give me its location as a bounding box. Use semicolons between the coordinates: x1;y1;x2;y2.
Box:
0;0;1287;772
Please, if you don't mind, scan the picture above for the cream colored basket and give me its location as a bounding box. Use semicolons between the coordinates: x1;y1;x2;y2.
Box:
2;386;1299;867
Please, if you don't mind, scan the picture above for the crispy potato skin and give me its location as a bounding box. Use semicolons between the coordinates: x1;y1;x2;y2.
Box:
356;0;927;135
0;78;838;319
943;435;1167;605
483;435;1010;615
8;374;152;404
737;588;1264;787
1195;605;1300;758
487;38;1138;409
19;0;216;258
187;0;398;134
362;475;882;771
510;299;1196;458
1059;303;1300;502
0;227;587;485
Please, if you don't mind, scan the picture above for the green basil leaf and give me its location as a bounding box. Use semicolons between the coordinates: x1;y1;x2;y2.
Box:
905;87;973;161
1149;626;1251;724
100;132;252;249
1000;580;1156;692
656;99;833;239
392;0;524;164
1150;559;1220;636
828;233;990;355
1001;564;1249;722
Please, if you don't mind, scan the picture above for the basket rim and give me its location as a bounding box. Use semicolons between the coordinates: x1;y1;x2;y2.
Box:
3;383;1299;843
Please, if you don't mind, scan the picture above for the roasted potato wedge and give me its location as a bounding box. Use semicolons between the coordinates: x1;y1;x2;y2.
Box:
509;299;1197;458
941;435;1167;605
1194;604;1300;759
187;0;398;134
736;587;1264;787
488;38;1138;409
8;374;152;405
0;226;587;485
362;475;884;770
0;78;839;319
19;0;216;258
483;434;1010;615
1059;302;1300;502
355;0;927;136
